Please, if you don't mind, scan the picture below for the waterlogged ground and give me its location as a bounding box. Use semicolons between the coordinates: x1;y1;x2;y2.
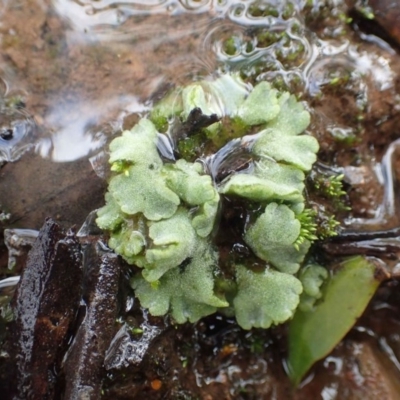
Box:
1;0;400;398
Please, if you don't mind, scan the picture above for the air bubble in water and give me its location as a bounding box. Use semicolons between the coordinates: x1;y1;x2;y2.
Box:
229;3;245;18
179;0;210;11
85;5;95;16
0;112;37;163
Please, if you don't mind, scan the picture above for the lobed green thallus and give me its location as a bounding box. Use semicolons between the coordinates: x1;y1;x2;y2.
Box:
96;73;328;330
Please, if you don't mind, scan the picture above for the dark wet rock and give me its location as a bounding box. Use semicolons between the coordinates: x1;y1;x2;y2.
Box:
297;339;400;400
0;151;107;229
62;241;120;400
369;0;400;46
352;341;400;399
322;236;400;259
7;218;82;400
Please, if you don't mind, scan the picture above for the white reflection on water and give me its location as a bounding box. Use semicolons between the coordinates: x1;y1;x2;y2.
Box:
321;383;338;400
52;0;225;31
350;48;395;91
36;95;147;162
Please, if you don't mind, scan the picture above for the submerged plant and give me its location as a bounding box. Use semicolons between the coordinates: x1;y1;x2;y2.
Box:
97;73;334;329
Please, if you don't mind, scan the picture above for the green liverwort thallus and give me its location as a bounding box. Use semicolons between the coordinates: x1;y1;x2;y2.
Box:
96;73;329;329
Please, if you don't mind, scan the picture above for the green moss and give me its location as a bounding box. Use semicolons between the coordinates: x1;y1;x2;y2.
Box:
223;36;240;56
256;30;284;48
218;116;249;143
317;213;341;239
149;90;183;132
247;1;296;19
177;135;205;161
294;209;318;249
313;173;346;198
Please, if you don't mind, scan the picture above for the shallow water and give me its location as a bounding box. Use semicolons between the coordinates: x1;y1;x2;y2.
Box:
0;0;396;167
0;0;391;218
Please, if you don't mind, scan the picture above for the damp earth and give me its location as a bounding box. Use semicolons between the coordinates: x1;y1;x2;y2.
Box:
2;0;400;399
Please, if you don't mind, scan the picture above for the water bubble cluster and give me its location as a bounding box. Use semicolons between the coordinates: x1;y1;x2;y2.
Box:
104;321;162;369
0;108;36;163
50;0;395;98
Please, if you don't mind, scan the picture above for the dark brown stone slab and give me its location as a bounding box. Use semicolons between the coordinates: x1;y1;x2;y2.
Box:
62;241;120;400
9;218;82;400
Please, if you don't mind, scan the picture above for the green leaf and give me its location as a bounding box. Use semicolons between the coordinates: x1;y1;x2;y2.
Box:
247;203;300;246
149;89;183;131
244;203;307;273
219;159;304;204
267;92;311;135
298;264;328;312
182;84;214;117
132;241;229;323
265;240;310;274
238;81;280;125
205;73;249;117
233;265;303;329
300;264;328;298
252;128;319;172
97;73;323;331
163;160;217;206
141;208;197;282
163;160;220;237
109;118;162;168
109;229;145;261
191;193;220;238
287;256;384;386
254;159;305;195
219;174;275;201
107;117;181;221
108;217;147;262
109;165;180;221
96;192;124;231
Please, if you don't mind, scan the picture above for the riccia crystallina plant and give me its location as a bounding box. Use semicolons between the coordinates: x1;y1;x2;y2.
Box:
96;73;334;330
